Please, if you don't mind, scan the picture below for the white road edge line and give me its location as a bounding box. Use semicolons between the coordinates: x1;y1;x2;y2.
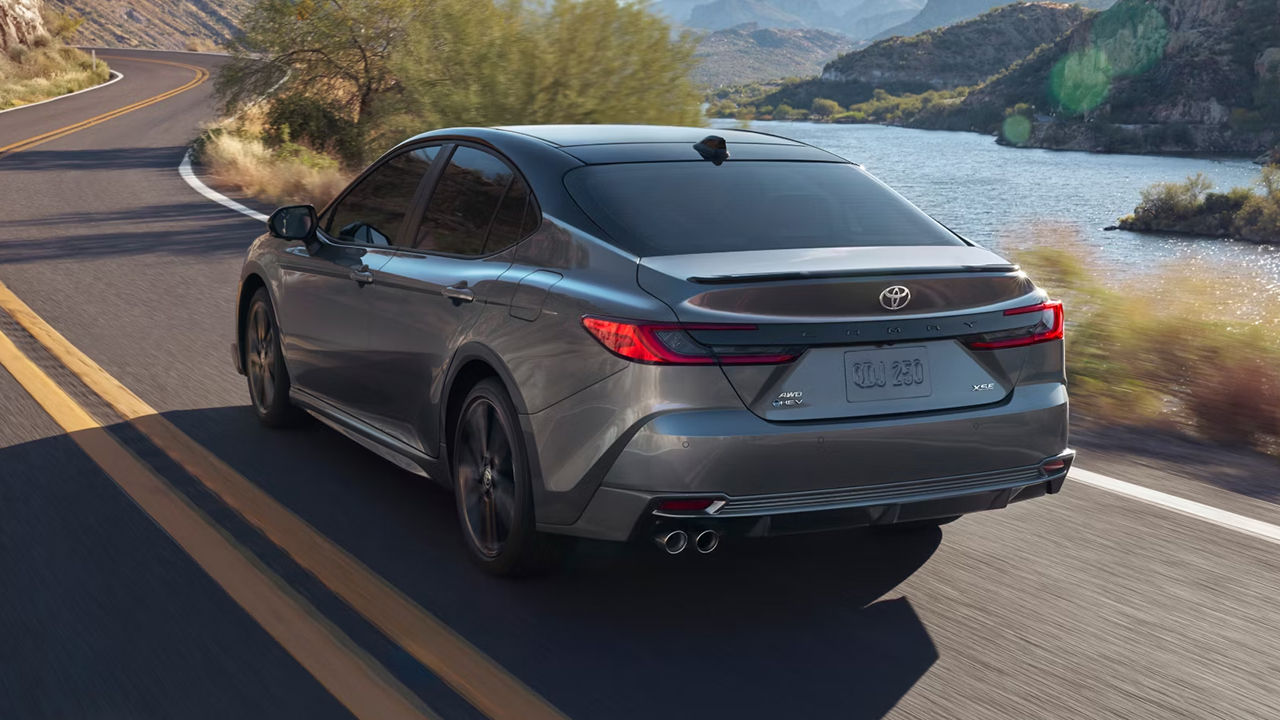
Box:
0;70;123;117
179;149;268;222
1072;467;1280;546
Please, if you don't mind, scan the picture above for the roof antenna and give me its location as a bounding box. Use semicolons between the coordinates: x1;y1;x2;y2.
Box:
693;135;729;165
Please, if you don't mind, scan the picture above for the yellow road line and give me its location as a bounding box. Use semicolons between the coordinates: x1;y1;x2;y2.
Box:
0;327;435;720
0;291;567;718
0;57;208;158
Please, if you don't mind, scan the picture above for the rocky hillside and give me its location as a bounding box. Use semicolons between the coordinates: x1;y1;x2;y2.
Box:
46;0;249;49
826;2;1090;91
694;22;856;86
873;0;1111;39
756;2;1091;107
1;0;44;51
919;0;1280;153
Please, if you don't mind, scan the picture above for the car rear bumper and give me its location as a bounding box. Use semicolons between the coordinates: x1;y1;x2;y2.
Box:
537;382;1069;541
555;454;1072;541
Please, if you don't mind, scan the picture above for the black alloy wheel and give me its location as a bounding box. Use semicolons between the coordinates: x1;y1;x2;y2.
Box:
244;288;301;427
452;378;566;575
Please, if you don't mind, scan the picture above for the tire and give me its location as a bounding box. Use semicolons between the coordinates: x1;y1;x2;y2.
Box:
243;288;303;427
451;377;567;576
874;515;961;533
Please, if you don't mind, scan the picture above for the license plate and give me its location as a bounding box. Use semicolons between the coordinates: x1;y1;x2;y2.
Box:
844;346;932;403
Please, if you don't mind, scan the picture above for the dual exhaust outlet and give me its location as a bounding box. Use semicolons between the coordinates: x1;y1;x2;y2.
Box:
654;529;719;555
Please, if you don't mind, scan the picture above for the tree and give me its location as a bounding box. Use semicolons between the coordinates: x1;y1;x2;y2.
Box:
381;0;703;137
218;0;417;125
219;0;704;160
810;98;840;117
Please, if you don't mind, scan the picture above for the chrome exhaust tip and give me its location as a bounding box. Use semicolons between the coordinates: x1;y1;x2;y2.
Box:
655;529;688;555
694;529;719;554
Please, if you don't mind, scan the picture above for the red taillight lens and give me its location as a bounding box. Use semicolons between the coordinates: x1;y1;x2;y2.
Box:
657;498;717;512
581;316;798;365
966;300;1064;350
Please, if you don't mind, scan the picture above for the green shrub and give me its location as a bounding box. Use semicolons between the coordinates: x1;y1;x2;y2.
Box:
263;94;361;165
1009;228;1280;451
810;97;841;117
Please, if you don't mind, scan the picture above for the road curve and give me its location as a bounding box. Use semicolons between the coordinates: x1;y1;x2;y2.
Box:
2;50;1279;720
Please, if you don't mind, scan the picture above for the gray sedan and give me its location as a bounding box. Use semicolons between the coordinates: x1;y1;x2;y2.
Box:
233;125;1072;575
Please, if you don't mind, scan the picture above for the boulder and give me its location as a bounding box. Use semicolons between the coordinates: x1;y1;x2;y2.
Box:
0;0;45;52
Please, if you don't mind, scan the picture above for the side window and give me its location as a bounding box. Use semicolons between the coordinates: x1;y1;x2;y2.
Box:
413;146;535;256
325;146;439;246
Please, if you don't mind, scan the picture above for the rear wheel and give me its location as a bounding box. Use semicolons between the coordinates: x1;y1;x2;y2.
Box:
244;288;303;427
452;378;566;576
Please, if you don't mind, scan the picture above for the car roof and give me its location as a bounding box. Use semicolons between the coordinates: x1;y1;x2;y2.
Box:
495;124;802;147
392;124;850;169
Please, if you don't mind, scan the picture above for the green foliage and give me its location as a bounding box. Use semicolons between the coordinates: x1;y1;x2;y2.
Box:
1235;166;1280;242
1010;230;1280;449
263;93;361;164
220;0;703;162
809;97;840;117
0;43;110;110
1132;173;1212;222
1121;170;1280;243
42;9;86;40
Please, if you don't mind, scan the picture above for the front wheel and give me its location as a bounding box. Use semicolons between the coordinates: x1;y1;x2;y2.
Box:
244;288;303;427
452;378;567;576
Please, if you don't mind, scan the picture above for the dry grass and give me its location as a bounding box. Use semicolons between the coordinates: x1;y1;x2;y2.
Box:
1007;225;1280;452
196;127;352;208
0;46;111;110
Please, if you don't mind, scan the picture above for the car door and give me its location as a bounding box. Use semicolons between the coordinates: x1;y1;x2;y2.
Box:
274;145;442;419
360;144;541;453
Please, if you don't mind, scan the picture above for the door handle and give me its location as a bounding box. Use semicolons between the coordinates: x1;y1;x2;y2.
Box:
349;266;374;285
442;283;475;303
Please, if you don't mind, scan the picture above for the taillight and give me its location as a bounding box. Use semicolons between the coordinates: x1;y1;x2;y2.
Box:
965;301;1064;350
581;316;799;365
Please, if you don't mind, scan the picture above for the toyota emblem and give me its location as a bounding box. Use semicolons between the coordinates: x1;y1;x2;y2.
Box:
879;285;911;311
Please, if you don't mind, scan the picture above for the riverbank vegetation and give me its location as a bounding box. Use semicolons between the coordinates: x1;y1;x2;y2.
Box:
201;0;701;204
1010;228;1280;452
0;11;108;110
1118;168;1280;243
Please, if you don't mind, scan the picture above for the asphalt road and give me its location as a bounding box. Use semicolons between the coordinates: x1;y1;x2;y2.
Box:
2;50;1280;720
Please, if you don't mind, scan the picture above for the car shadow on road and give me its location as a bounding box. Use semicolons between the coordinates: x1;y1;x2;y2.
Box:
5;404;942;720
170;405;943;720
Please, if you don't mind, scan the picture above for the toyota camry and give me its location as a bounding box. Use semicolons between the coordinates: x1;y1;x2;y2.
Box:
232;125;1072;575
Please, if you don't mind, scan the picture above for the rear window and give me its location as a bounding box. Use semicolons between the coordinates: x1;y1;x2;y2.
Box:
564;161;964;257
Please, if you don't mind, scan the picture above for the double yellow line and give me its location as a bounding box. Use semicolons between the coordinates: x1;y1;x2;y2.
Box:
0;56;566;720
0;56;207;158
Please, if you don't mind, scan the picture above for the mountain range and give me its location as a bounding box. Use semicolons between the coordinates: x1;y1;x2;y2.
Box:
693;23;856;86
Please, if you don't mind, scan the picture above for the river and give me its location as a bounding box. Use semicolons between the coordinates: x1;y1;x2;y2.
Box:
713;120;1279;285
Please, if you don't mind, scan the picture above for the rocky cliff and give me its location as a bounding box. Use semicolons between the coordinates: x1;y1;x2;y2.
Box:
825;2;1090;91
920;0;1280;153
1;0;46;51
753;1;1091;107
45;0;249;49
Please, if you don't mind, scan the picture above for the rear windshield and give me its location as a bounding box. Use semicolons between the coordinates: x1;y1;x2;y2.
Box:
564;161;965;257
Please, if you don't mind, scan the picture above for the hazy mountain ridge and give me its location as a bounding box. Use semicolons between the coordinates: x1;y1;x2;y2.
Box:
694;22;856;86
47;0;249;49
873;0;1111;40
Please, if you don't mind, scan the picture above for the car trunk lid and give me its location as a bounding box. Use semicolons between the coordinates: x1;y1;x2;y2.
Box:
636;246;1041;422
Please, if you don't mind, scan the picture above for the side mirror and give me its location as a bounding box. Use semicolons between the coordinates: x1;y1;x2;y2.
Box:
267;205;317;240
